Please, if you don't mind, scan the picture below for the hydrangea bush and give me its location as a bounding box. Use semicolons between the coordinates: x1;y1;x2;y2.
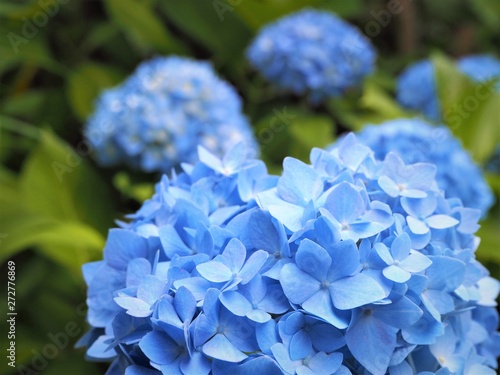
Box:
349;118;494;216
84;56;257;172
81;137;500;375
246;9;376;102
396;55;500;121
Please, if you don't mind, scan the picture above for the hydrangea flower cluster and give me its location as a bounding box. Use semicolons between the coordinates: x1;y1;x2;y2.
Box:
81;137;500;374
348;118;494;216
396;54;500;120
246;9;376;102
84;56;257;172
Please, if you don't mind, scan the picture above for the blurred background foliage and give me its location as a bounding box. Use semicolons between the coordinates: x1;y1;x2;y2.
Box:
0;0;499;374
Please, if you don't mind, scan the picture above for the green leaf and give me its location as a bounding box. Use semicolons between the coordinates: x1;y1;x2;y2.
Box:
161;1;251;61
361;79;410;119
235;0;362;31
113;172;155;203
256;107;335;165
105;0;184;54
66;62;124;120
476;214;500;263
469;0;500;31
19;129;115;232
433;53;500;164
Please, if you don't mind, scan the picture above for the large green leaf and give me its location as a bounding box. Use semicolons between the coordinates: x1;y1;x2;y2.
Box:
105;0;184;54
19;129;115;232
235;0;362;31
66;62;124;120
161;1;251;61
256;107;335;166
433;54;500;164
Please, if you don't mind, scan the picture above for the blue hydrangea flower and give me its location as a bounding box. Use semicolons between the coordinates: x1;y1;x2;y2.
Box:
81;138;500;374
457;54;500;87
84;56;257;172
348;118;494;216
396;54;500;120
246;9;376;102
396;60;440;120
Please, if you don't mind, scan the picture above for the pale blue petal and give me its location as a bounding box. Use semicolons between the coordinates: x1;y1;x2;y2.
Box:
222;238;247;272
325;182;366;224
346;311;397;375
399;251;432;273
383;265;411;283
280;263;320;304
295;239;331;280
114;296;151;317
196;261;232;283
425;214;459;229
277;157;323;206
303;290;349;329
271;343;299;374
220;291;252;316
203;333;248;362
391;233;411;260
406;216;429;235
239;250;268;284
247;309;271;323
378;176;399;197
330;273;386;309
268;202;306;232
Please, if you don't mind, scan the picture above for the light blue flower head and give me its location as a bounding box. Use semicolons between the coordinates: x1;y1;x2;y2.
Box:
81;138;500;374
246;9;376;102
397;54;500;120
396;60;440;121
84;56;257;172
349;118;494;216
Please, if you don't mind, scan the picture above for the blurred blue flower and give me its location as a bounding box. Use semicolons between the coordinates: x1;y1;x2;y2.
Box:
396;54;500;120
352;118;495;216
396;60;440;120
457;54;500;87
84;56;257;172
247;9;376;102
82;135;500;374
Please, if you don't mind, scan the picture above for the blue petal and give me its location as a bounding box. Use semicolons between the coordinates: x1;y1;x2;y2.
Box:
378;176;399;197
372;296;423;329
174;286;197;323
104;229;148;270
220;291;252;316
303;289;349;329
271;343;299;374
346;311;397;375
277;157;323;206
86;335;116;360
406;216;429;235
391;233;411;261
290;330;313;361
126;258;152;287
330;273;386;309
239;250;268;284
180;351;211;375
196;261;232;283
247;309;271;323
139;331;179;365
324;182;366;224
202;333;248;363
425;214;459;229
114;296;151;317
308;351;343;374
383;265;411;283
222;238;247;272
280;263;320;304
295;239;331;280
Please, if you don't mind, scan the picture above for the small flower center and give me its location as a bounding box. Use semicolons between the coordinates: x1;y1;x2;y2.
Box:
321;280;330;289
